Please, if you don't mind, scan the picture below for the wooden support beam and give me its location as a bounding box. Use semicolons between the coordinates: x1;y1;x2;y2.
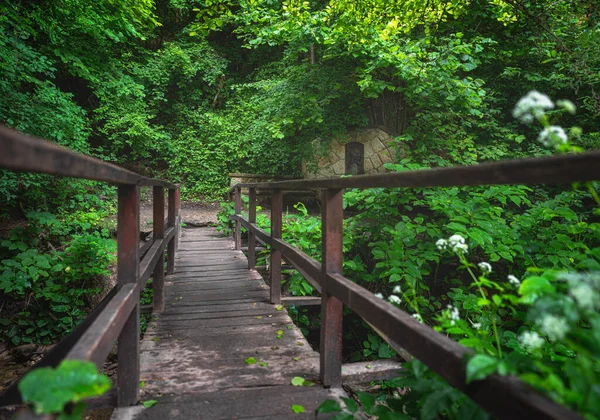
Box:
342;360;403;384
320;188;344;388
281;296;321;306
234;187;242;251
241;246;267;252
152;186;165;313
270;189;283;304
247;188;257;269
116;185;140;407
167;187;177;275
140;304;153;314
174;185;181;252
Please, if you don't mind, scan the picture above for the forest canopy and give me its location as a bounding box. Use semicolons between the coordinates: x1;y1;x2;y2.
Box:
2;0;599;202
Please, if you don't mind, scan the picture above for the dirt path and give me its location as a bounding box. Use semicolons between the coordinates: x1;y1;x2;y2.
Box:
139;200;221;231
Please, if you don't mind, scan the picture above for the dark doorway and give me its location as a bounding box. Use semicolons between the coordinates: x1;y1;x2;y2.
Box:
345;142;364;175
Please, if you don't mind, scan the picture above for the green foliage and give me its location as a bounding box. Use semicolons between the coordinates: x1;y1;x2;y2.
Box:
0;216;116;345
317;390;410;420
143;400;159;408
379;360;488;420
291;404;305;414
19;360;110;417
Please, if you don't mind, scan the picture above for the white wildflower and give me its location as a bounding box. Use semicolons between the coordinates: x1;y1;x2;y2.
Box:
448;234;465;246
570;283;595;310
513;91;554;123
538;125;568;148
374;293;384;299
448;234;468;254
453;242;469;254
539;315;569;341
412;313;423;323
508;274;521;288
519;330;545;352
436;238;448;250
472;322;481;330
447;305;460;326
388;295;402;305
393;285;402;294
556;99;576;115
477;262;492;274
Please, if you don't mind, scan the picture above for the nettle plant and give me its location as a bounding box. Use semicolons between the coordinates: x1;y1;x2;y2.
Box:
320;92;600;418
431;233;600;417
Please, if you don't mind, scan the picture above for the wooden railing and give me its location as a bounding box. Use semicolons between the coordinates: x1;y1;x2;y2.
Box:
230;150;600;420
0;126;181;410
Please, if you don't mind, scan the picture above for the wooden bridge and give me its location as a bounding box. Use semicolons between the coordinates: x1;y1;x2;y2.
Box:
113;226;350;419
1;125;597;419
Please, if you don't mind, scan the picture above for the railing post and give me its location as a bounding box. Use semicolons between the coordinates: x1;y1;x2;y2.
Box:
234;186;242;251
248;187;257;269
320;188;343;388
116;184;140;406
152;186;165;313
270;189;283;304
174;184;181;252
167;186;179;275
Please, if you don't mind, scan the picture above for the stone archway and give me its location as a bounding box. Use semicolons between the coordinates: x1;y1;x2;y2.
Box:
303;128;399;179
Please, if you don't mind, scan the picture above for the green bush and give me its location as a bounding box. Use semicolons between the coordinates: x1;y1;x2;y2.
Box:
0;231;115;345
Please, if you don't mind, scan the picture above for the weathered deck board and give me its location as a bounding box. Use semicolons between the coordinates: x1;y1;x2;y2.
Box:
112;227;342;419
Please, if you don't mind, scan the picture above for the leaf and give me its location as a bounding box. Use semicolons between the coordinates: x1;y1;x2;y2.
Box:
19;360;110;415
291;404;305;413
259;361;268;367
519;276;556;303
340;397;358;414
245;357;257;365
143;400;158;408
291;376;305;386
466;354;498;384
139;381;145;388
275;304;284;311
420;387;453;420
316;399;342;414
378;343;394;359
357;391;376;412
468;229;487;247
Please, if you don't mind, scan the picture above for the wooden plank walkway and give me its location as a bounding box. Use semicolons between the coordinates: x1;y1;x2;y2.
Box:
112;227;343;419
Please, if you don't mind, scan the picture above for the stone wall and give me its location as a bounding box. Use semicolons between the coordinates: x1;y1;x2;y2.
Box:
303;128;396;179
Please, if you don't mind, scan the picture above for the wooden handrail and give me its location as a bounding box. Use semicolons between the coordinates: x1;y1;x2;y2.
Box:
0;126;181;409
66;284;138;367
0;125;177;188
230;149;600;193
229;150;600;419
